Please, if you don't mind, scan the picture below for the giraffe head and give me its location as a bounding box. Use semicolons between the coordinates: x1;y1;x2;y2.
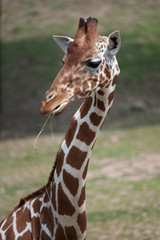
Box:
41;17;121;115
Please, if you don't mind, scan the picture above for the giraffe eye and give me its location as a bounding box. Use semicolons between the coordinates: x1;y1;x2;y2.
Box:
86;59;101;69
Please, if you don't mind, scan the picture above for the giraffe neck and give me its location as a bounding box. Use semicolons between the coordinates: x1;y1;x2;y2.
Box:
56;84;116;182
46;83;116;238
0;83;117;240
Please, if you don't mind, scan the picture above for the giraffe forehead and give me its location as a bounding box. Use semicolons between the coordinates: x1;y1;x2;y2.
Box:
67;41;98;60
64;34;108;66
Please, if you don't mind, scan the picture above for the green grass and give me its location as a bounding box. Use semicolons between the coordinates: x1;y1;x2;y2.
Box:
92;124;160;159
87;175;160;239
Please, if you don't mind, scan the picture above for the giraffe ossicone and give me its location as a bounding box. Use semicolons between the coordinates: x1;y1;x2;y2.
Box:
0;17;121;240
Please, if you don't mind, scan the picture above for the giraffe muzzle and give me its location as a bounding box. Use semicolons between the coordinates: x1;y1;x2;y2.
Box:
40;98;69;115
41;88;70;115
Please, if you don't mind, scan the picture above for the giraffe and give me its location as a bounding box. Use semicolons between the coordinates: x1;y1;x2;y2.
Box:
0;17;121;240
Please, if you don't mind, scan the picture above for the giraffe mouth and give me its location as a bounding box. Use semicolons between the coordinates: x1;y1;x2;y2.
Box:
52;101;68;115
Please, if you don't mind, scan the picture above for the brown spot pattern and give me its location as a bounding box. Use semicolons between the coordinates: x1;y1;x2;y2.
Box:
32;198;41;212
65;118;77;148
83;81;89;90
66;146;87;170
99;80;107;88
16;206;30;233
116;64;119;71
112;75;118;86
101;80;107;88
106;64;110;69
18;230;32;240
94;94;97;107
104;67;111;79
98;90;105;96
78;185;85;207
1;215;14;231
90;112;102;126
97;99;105;111
55;223;66;239
41;230;52;240
91;81;97;89
73;77;81;85
32;216;41;239
77;122;95;145
86;90;92;96
65;226;78;240
51;183;57;211
58;183;75;216
41;206;54;236
108;91;115;105
63;169;79;197
77;211;86;233
3;224;15;239
56;148;65;177
82;160;89;179
79;92;86;97
105;82;110;88
43;188;50;203
79;69;87;75
80;97;92;118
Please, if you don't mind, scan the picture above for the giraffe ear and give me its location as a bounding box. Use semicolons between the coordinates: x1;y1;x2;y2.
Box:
53;35;73;53
107;30;121;57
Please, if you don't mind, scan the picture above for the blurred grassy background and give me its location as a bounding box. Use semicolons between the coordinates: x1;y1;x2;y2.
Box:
1;0;160;239
1;0;160;134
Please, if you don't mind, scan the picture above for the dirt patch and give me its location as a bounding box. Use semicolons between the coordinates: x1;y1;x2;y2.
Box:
88;153;160;181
